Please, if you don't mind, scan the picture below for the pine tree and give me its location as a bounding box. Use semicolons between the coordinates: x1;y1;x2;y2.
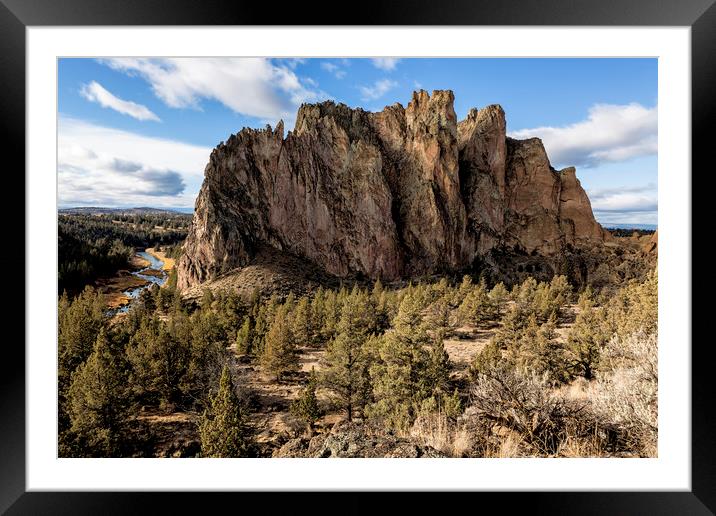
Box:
310;287;326;342
427;334;451;396
321;288;373;421
492;304;525;350
199;365;251;457
261;305;298;381
547;274;572;320
469;339;503;378
457;282;491;326
320;290;340;342
489;282;509;318
292;296;314;347
426;296;452;338
290;367;321;431
126;316;190;406
367;290;432;432
235;316;254;356
252;295;279;357
58;287;106;433
184;309;226;402
607;270;658;338
67;328;129;456
566;293;610;380
455;274;474;306
217;289;243;334
515;276;538;316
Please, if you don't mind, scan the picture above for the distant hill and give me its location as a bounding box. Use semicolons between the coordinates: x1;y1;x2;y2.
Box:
59;207;192;217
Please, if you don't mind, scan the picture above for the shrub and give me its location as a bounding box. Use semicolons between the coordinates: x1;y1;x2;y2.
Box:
591;331;658;456
468;366;623;456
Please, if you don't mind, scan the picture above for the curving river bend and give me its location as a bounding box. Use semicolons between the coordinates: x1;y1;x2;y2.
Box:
117;251;168;314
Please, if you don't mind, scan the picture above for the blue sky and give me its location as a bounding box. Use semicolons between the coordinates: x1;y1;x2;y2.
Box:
58;58;657;224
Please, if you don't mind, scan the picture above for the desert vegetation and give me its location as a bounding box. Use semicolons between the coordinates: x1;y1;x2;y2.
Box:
58;264;657;458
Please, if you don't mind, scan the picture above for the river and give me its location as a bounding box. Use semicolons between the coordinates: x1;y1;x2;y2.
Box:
116;251;168;314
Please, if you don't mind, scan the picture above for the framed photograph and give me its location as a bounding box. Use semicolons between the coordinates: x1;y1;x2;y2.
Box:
4;0;711;512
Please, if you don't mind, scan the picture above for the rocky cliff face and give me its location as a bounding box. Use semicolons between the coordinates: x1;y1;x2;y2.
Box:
178;90;609;291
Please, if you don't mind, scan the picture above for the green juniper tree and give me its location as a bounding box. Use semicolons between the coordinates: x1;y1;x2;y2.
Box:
321;288;374;421
566;292;610;380
367;290;435;432
199;365;251;457
58;287;105;433
292;296;314;347
458;282;492;326
67;328;129;457
261;304;299;381
126;316;189;407
290;367;321;432
489;282;509;319
235;316;254;356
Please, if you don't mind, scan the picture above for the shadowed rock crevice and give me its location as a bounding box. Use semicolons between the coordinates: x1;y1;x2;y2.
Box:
178;90;610;291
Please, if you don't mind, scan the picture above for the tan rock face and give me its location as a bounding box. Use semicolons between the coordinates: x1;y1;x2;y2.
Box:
177;90;608;291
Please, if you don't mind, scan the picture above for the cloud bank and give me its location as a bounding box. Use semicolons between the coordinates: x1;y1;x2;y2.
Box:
510;103;657;168
80;81;160;121
59;117;211;207
587;184;658;225
100;58;330;127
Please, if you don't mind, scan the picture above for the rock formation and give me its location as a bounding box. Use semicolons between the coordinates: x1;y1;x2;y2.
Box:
272;420;447;458
178;90;609;291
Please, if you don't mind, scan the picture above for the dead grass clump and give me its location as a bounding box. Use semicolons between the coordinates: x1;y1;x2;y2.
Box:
409;412;473;457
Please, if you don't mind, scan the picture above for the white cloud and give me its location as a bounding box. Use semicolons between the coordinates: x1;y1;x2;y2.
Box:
100;58;329;127
594;210;657;225
321;61;347;79
509;103;657;168
359;79;398;101
591;192;657;212
371;58;400;71
58;117;211;208
587;184;657;225
80;81;160;121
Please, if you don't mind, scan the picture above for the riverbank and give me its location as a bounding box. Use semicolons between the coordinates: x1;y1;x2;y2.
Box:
146;247;175;271
96;253;153;309
98;250;169;312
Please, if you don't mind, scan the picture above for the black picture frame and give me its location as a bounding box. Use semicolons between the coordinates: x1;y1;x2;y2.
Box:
2;0;711;513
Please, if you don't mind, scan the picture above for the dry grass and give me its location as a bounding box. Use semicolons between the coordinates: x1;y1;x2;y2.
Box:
493;432;524;458
146;247;175;271
410;413;473;457
95;271;149;309
443;326;494;370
